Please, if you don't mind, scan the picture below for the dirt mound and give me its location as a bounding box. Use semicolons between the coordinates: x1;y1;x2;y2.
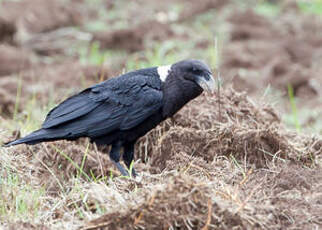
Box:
84;174;249;230
223;9;322;98
136;88;322;176
83;163;322;229
85;162;322;230
136;88;298;172
152;123;291;171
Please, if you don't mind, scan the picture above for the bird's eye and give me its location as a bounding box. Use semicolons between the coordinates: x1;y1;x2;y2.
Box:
190;67;201;74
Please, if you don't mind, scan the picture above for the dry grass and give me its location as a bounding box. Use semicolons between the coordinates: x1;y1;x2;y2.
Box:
1;88;322;229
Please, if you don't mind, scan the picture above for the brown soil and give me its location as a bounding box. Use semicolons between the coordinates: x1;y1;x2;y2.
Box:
92;20;174;52
223;8;322;98
0;18;16;44
78;83;321;229
178;0;228;21
84;174;249;230
3;86;322;230
3;87;319;230
92;0;228;52
147;90;286;171
0;61;111;116
0;45;34;76
0;0;82;44
29;141;114;187
83;156;322;230
5;222;49;230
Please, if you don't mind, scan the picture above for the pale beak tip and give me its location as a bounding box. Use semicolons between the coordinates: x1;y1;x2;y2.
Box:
197;74;217;94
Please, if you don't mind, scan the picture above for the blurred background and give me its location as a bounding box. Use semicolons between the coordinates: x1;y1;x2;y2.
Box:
0;0;321;133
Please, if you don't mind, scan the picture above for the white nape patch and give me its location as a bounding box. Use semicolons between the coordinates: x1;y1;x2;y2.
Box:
157;65;172;82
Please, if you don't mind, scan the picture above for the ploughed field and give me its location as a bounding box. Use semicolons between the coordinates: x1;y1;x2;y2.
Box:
0;0;322;229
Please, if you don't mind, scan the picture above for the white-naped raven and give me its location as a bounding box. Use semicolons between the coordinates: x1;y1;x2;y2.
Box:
4;59;215;177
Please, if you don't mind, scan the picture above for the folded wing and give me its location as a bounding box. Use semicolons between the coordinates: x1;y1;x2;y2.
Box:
42;89;101;129
40;75;163;139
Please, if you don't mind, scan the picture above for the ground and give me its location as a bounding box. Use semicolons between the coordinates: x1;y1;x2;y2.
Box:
0;0;322;229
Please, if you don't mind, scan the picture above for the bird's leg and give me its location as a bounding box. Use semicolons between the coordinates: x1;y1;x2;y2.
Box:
109;142;129;176
123;142;137;177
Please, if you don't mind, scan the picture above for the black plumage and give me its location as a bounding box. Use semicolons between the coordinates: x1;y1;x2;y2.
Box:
4;59;215;177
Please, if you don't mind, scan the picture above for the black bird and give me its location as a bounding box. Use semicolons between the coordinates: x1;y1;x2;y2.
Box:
4;59;215;177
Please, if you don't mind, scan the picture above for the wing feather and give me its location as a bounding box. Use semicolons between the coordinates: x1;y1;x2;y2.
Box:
120;87;162;130
42;89;101;129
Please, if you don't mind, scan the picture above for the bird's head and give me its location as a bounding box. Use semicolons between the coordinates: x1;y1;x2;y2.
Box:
157;59;215;93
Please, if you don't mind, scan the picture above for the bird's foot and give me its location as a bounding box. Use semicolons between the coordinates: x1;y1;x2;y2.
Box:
112;161;137;178
113;161;129;176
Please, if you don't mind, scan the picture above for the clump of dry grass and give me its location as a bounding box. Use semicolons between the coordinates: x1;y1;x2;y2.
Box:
84;174;250;230
137;88;319;174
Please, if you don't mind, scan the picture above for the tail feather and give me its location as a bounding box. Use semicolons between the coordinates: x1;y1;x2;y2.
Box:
3;128;62;147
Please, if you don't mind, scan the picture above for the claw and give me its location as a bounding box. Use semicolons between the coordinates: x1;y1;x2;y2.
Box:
113;161;129;177
112;161;138;178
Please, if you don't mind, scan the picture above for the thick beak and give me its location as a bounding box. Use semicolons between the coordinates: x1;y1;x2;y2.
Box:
197;74;216;93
